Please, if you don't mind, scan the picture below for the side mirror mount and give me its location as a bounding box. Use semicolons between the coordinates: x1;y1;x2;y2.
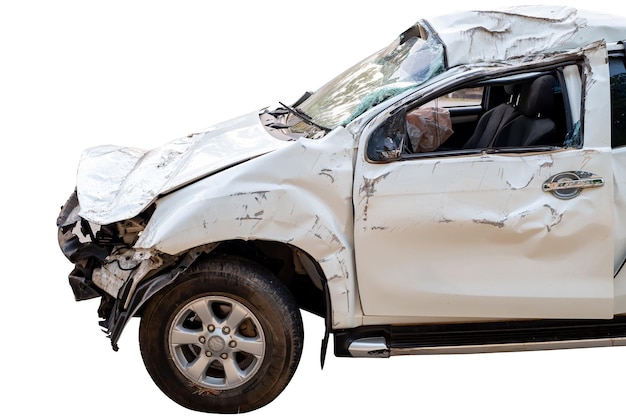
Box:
366;108;407;162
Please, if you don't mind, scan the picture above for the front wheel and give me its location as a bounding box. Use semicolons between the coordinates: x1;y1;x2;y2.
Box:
139;258;304;414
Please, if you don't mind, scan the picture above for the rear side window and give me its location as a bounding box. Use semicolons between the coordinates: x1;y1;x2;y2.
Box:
610;55;626;148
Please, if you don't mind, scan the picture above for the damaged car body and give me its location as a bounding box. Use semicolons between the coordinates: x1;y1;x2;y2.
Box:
58;5;626;414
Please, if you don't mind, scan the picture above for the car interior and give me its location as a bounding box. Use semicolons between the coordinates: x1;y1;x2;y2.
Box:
411;71;570;154
366;69;574;162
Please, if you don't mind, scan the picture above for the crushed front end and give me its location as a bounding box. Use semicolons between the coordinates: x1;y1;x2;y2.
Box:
57;190;177;350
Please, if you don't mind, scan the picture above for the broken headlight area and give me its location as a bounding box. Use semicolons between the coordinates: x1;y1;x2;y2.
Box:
57;191;216;350
57;190;160;308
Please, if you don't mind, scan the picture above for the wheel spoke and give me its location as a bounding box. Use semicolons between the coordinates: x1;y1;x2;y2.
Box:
221;357;245;385
188;299;217;327
233;335;264;357
185;354;212;382
224;302;249;329
170;326;203;346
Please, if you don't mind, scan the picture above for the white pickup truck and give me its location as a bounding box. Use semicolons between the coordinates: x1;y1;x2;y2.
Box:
57;5;626;414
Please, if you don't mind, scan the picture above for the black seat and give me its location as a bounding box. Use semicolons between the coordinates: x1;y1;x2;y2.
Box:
462;84;521;149
493;75;556;148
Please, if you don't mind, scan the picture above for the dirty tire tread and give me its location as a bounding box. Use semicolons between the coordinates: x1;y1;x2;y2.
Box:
139;257;303;414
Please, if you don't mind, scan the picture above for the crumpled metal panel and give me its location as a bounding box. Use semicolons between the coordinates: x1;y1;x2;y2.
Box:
92;248;162;298
353;43;615;321
76;111;288;225
135;127;360;328
355;151;614;319
426;6;626;68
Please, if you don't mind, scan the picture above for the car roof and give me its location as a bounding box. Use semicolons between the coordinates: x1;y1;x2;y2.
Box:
423;6;626;68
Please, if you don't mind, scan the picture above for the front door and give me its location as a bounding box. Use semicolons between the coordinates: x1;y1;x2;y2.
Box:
353;57;614;321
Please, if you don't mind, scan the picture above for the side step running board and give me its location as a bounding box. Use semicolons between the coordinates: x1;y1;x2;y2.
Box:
336;316;626;358
348;336;626;357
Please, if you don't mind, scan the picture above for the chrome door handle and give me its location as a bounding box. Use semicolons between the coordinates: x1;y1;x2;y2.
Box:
542;171;604;199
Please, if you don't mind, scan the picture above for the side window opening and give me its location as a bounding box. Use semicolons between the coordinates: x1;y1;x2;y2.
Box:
408;70;573;156
366;66;581;162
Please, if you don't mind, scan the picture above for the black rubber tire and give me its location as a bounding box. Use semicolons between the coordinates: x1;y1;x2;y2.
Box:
139;257;304;414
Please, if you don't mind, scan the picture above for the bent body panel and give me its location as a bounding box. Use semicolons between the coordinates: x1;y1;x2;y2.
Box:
77;111;287;225
136;127;362;328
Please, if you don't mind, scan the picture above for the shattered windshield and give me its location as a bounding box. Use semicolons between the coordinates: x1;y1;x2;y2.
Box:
296;22;445;130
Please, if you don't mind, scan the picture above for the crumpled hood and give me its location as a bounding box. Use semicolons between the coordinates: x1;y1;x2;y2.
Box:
76;110;287;225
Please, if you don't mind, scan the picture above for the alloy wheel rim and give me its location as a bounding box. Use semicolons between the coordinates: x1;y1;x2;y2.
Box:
168;295;266;390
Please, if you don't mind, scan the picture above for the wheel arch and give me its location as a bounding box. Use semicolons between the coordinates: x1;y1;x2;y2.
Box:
110;240;337;352
199;240;329;320
130;240;329;317
131;127;360;330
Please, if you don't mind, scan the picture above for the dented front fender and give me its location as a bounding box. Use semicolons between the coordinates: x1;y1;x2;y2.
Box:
136;127;361;328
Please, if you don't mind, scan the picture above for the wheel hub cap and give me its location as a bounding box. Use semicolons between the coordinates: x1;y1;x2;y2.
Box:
207;335;226;352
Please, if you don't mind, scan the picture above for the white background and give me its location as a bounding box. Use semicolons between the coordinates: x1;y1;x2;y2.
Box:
2;1;625;416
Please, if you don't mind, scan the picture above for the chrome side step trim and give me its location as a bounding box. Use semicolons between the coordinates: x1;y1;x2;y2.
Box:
348;337;390;358
348;337;626;357
390;337;626;356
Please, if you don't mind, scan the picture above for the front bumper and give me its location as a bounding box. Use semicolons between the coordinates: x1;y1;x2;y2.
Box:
57;191;106;301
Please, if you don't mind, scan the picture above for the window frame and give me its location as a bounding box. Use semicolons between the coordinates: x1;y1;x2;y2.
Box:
364;64;582;163
609;52;626;148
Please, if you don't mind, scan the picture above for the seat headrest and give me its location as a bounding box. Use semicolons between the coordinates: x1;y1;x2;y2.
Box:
503;84;520;96
519;75;555;118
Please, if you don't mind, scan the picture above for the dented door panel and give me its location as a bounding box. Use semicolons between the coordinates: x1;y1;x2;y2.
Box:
355;150;614;319
354;44;615;321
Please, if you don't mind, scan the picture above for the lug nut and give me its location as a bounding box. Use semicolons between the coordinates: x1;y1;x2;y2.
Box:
208;325;215;332
220;353;228;359
199;336;206;344
206;351;212;357
223;327;230;334
229;341;237;348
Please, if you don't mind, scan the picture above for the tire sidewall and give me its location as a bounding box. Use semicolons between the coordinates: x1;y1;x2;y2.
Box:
139;258;302;413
